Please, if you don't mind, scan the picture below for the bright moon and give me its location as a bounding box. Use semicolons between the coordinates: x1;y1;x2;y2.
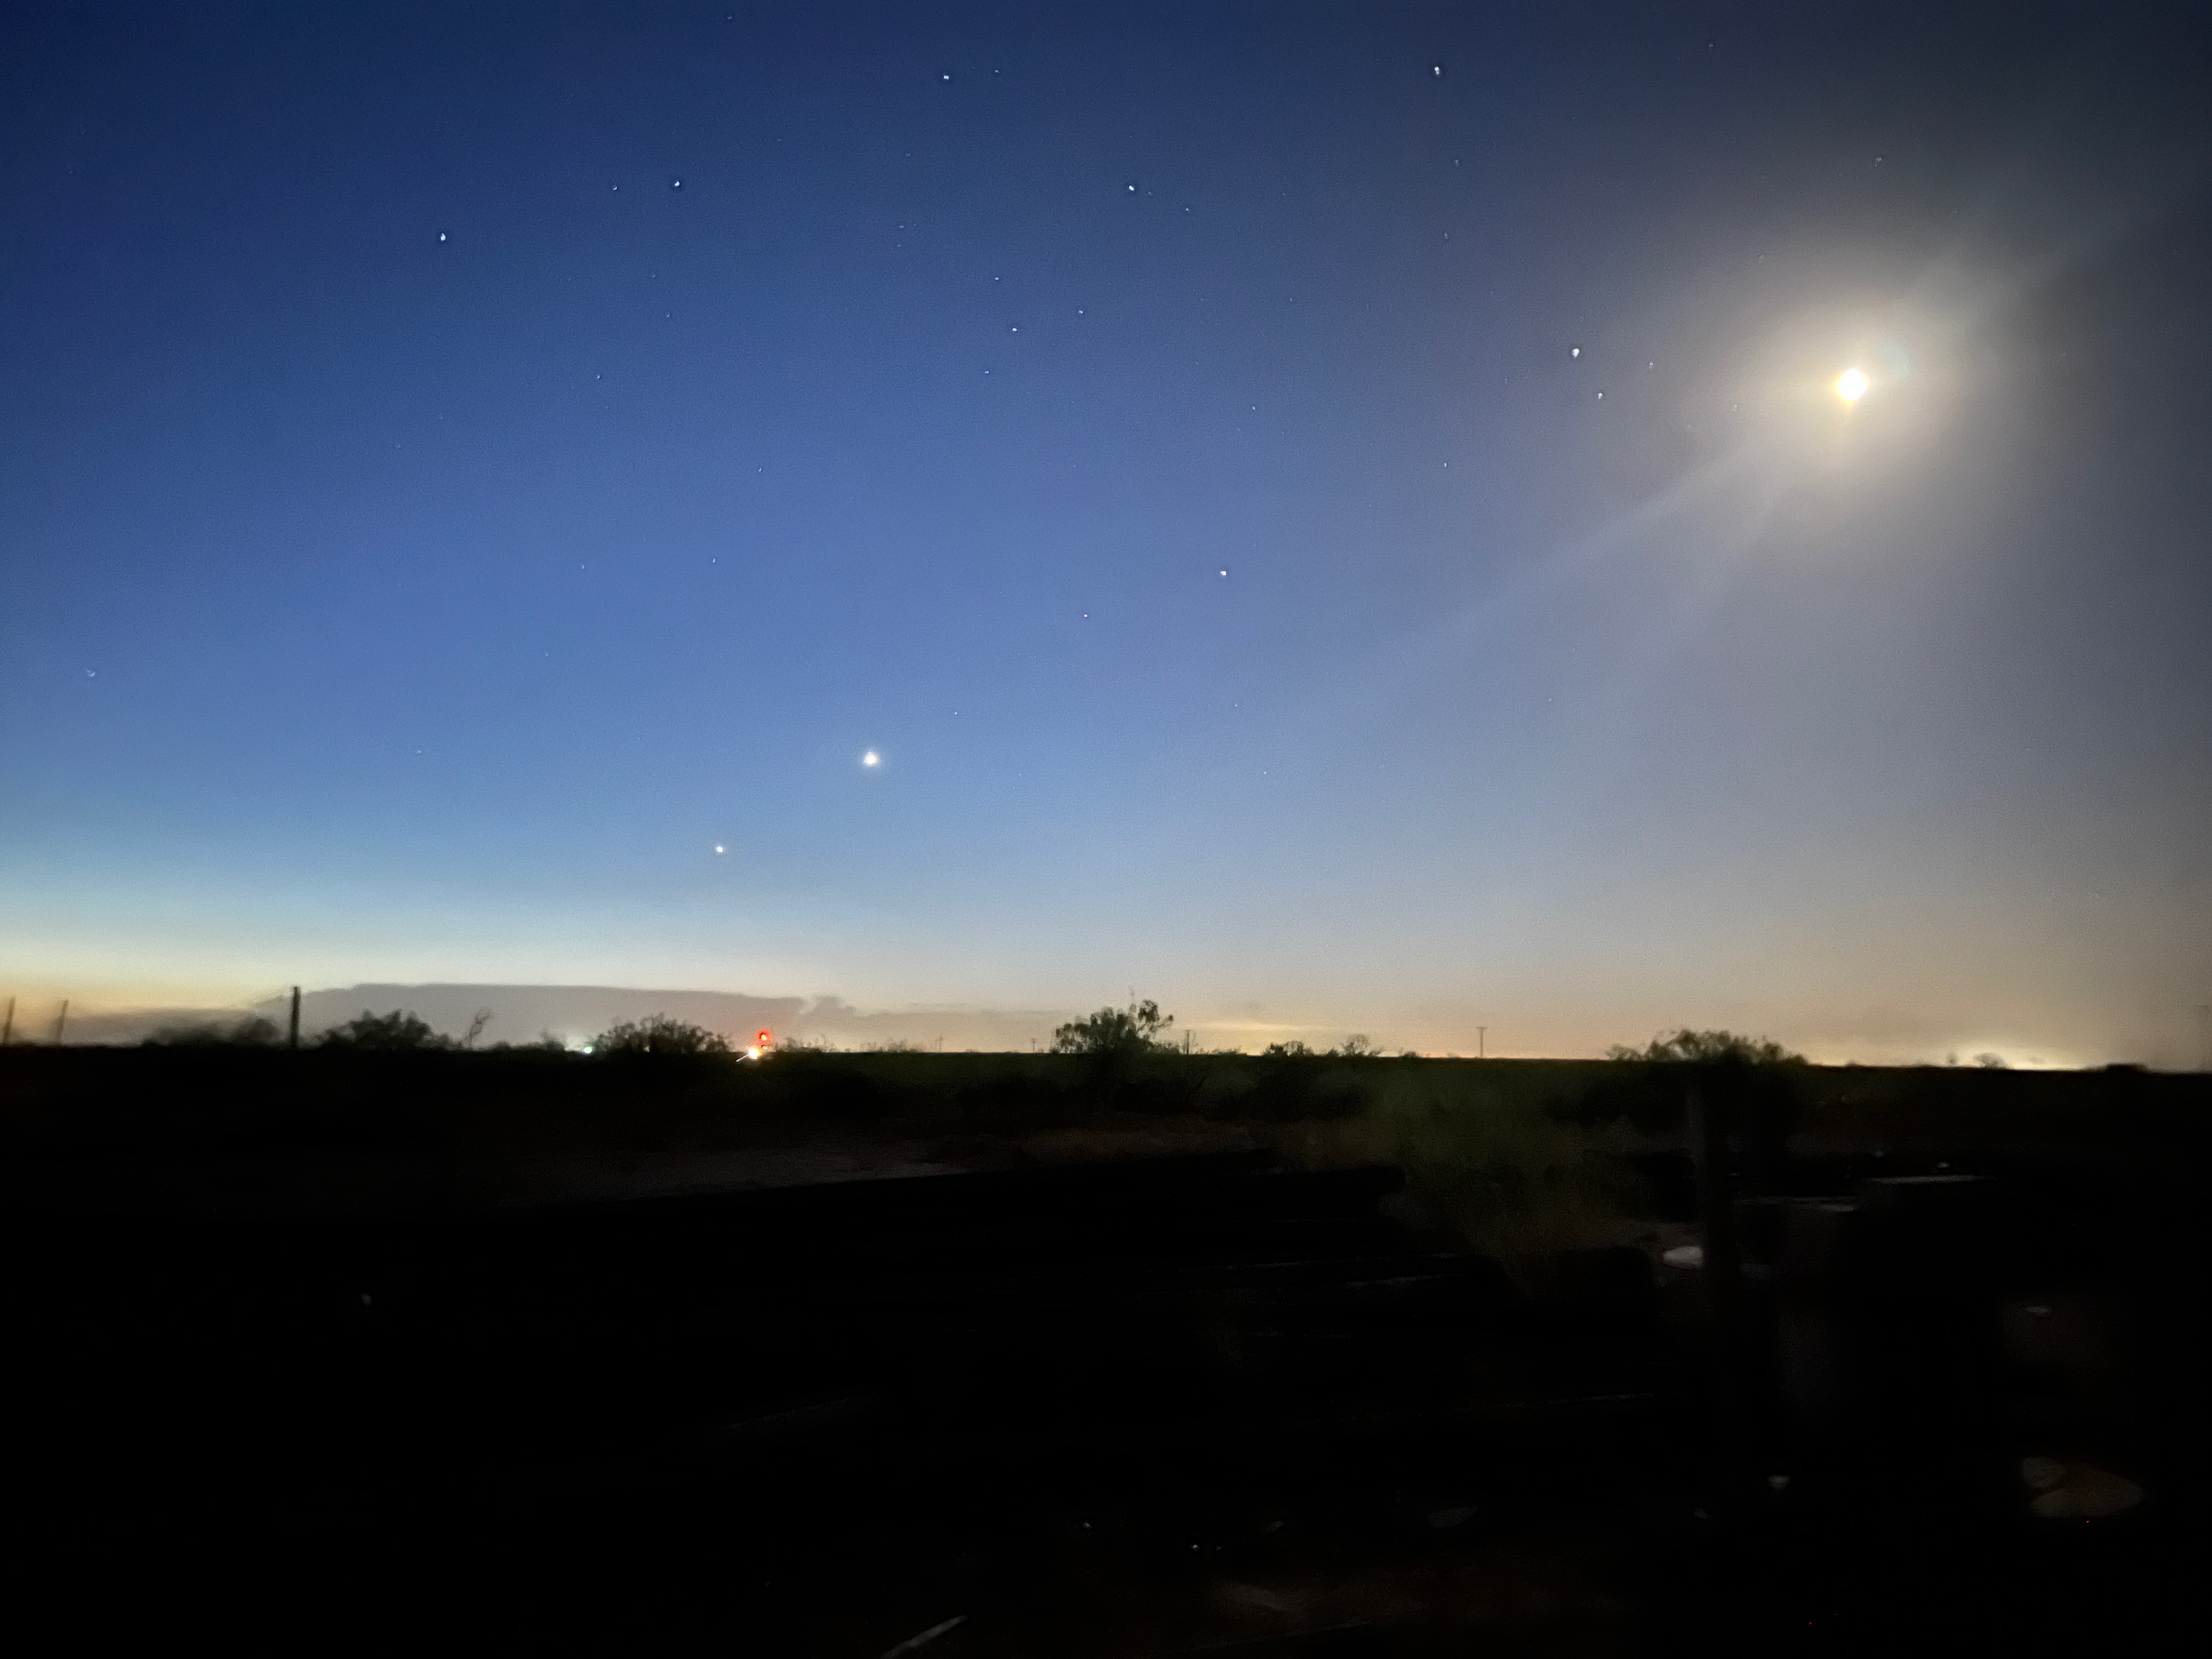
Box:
861;751;880;767
1836;366;1870;403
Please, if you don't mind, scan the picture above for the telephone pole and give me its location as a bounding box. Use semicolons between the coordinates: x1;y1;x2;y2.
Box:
53;1000;69;1045
2;996;13;1046
289;986;301;1051
1476;1026;1486;1059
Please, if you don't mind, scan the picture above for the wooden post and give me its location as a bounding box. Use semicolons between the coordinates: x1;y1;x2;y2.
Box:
289;986;301;1050
53;999;69;1045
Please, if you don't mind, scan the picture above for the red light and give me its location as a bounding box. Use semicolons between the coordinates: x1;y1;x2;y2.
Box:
756;1030;773;1047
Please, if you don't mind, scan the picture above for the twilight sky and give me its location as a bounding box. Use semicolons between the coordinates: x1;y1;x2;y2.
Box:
4;4;2210;1063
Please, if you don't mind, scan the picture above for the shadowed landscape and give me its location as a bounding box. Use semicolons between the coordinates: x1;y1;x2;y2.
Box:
5;1028;2204;1653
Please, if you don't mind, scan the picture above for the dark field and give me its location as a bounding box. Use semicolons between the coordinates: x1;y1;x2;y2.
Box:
2;1048;2204;1654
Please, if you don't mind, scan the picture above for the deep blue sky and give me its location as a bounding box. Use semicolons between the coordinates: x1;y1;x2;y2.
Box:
5;4;2210;1061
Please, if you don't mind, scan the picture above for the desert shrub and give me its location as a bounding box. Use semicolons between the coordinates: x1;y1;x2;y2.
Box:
1605;1028;1803;1065
317;1011;455;1051
145;1016;281;1047
589;1015;732;1058
1051;999;1174;1057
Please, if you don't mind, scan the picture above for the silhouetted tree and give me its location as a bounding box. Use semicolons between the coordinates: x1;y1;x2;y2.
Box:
590;1015;732;1057
317;1010;455;1051
145;1015;280;1047
1051;999;1174;1056
1604;1028;1802;1065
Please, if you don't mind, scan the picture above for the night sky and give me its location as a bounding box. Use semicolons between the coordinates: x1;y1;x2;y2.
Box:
5;4;2210;1062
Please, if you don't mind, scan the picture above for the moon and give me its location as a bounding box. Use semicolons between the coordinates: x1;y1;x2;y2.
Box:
861;751;880;768
1836;366;1870;403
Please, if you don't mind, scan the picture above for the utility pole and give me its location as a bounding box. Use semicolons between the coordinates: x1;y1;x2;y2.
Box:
288;986;301;1051
2199;1004;2211;1072
1;996;12;1046
53;999;69;1045
1476;1026;1486;1059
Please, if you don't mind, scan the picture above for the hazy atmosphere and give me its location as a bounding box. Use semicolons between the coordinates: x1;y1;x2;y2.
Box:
6;4;2210;1064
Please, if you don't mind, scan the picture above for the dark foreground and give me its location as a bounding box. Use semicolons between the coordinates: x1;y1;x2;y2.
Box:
7;1116;2205;1659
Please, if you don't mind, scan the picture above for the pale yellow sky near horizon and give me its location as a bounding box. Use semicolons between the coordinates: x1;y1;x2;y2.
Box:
0;966;2148;1070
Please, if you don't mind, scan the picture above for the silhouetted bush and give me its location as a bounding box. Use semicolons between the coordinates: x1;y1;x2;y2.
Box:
1604;1028;1803;1065
589;1015;732;1058
317;1011;455;1051
144;1016;280;1047
1051;999;1174;1057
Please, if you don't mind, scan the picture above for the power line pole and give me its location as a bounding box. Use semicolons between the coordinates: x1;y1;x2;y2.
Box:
289;986;301;1051
2199;1003;2211;1072
53;999;68;1045
1476;1026;1486;1059
1;996;12;1046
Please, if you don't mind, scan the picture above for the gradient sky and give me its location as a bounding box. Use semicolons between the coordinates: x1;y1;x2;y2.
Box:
5;4;2210;1063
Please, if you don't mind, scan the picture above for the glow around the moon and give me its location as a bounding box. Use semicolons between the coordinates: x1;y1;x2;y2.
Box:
1837;366;1870;402
861;751;881;767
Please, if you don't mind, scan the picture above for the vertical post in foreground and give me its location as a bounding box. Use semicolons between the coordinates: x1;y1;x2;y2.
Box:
2;996;13;1046
53;999;69;1045
289;986;301;1050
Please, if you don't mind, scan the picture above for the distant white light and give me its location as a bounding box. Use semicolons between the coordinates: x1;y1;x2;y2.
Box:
1570;346;1581;358
438;232;447;242
1836;366;1870;402
862;751;880;767
713;844;725;854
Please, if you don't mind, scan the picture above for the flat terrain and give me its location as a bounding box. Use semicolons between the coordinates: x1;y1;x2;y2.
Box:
1;1047;2204;1654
